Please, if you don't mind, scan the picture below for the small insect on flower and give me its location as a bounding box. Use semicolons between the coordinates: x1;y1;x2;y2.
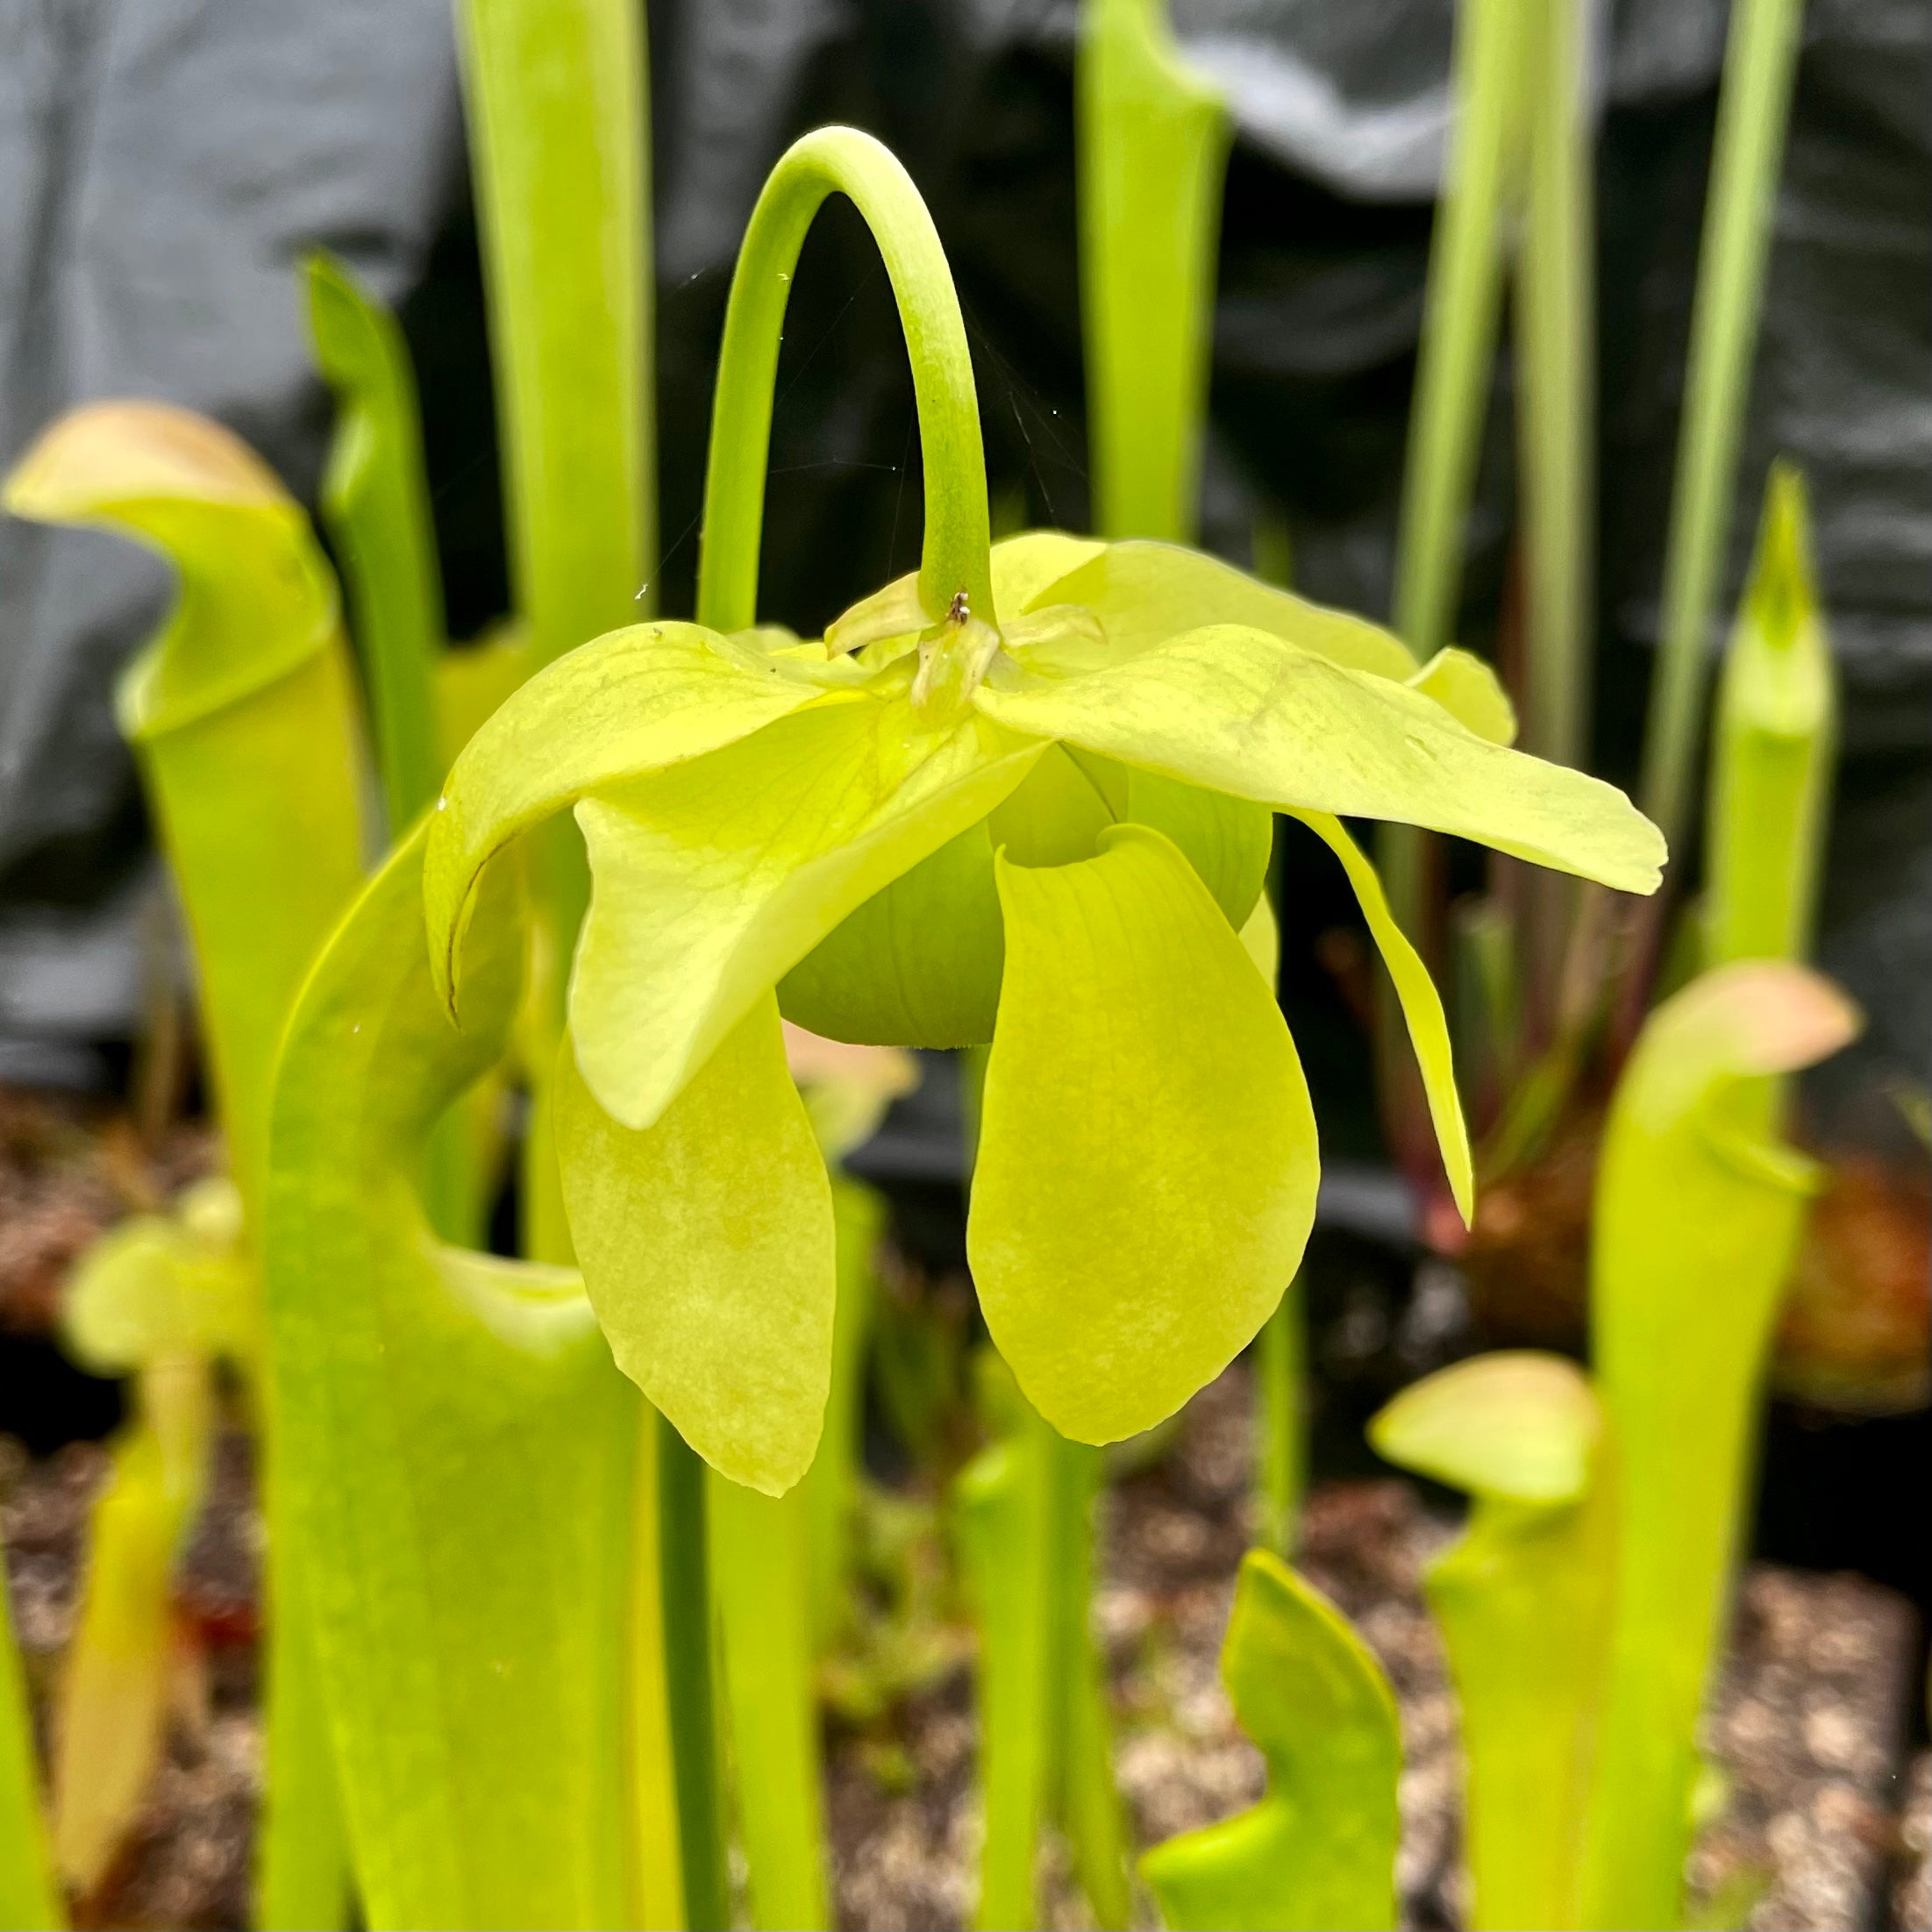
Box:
947;588;971;625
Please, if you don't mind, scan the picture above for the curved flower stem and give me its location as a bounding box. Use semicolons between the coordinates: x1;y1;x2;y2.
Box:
678;126;994;1929
696;125;994;636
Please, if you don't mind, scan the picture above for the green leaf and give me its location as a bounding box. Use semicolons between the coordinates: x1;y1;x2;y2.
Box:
4;403;368;1221
708;1473;829;1928
4;401;340;737
567;695;1043;1129
424;622;828;1015
1706;462;1836;968
956;1363;1055;1932
265;825;654;1927
305;249;447;833
454;0;652;667
50;1395;209;1897
969;824;1317;1444
555;996;836;1496
1579;961;1858;1929
1026;541;1417;680
1139;1551;1400;1930
0;1574;61;1929
1372;1354;1614;1932
1078;0;1228;543
978;621;1665;893
1287;811;1473;1223
957;1364;1126;1932
1637;0;1808;855
1370;1350;1594;1505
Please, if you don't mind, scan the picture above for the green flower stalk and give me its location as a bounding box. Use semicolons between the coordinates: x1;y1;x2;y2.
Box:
1372;1351;1614;1930
304;249;446;838
1139;1551;1401;1929
425;125;1665;1501
1579;960;1857;1928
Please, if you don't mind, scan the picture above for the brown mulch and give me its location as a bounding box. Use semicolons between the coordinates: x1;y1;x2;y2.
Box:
0;1085;212;1335
2;1363;1921;1931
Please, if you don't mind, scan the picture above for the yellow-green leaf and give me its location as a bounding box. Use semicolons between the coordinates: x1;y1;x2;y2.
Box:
568;695;1043;1129
1372;1355;1614;1932
265;825;646;1928
1139;1551;1400;1930
978;622;1665;893
1580;962;1858;1928
969;824;1317;1444
1371;1350;1595;1505
555;998;836;1495
4;401;368;1221
424;620;828;1011
1024;541;1418;680
4;401;338;736
1287;810;1473;1223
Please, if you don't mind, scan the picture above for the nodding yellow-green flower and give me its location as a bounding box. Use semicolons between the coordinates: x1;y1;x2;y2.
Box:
424;126;1665;1496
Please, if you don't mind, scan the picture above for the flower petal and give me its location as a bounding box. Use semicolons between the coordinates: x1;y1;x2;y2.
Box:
1023;539;1417;679
424;620;827;1013
977;623;1665;893
571;695;1044;1127
555;999;835;1495
1288;809;1472;1223
1407;647;1517;745
994;529;1107;610
969;824;1318;1444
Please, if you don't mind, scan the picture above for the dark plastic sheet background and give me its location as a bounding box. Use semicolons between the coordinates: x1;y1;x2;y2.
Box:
0;0;1925;1147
